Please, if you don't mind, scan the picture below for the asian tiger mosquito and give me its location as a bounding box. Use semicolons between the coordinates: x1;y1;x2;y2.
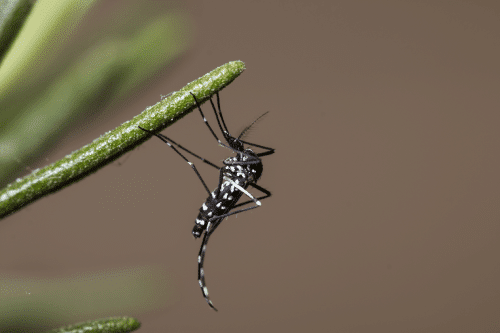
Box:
139;92;274;311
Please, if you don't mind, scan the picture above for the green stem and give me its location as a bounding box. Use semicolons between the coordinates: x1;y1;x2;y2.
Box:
44;316;141;333
0;60;246;219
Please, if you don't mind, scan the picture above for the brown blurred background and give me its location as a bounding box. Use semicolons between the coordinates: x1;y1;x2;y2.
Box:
1;0;500;332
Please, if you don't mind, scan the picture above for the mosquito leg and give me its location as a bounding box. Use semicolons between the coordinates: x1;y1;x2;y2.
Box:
215;92;231;137
206;177;263;235
209;92;230;142
238;139;275;157
191;93;261;161
230;183;271;209
191;92;224;145
155;133;219;170
139;126;212;195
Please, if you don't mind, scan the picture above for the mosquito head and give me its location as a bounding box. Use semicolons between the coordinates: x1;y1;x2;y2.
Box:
226;136;244;152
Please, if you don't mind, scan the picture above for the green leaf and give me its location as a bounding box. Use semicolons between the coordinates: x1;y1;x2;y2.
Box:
0;0;99;94
44;317;141;333
0;0;34;63
0;60;246;219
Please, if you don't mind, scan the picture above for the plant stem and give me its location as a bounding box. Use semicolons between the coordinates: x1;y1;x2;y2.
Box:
0;60;246;219
44;316;140;333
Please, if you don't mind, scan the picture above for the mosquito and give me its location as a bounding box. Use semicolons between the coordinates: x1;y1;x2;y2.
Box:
139;92;274;311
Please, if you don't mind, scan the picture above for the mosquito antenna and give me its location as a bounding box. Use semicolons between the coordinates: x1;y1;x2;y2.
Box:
238;111;270;140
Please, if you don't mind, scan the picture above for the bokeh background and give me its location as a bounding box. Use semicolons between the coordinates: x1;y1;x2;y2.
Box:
1;0;500;332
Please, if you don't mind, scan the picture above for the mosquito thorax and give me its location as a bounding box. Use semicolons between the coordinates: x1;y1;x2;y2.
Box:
245;149;263;179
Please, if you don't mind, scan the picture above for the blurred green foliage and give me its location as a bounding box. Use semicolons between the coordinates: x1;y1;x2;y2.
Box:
0;0;34;62
0;266;168;332
0;0;192;188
